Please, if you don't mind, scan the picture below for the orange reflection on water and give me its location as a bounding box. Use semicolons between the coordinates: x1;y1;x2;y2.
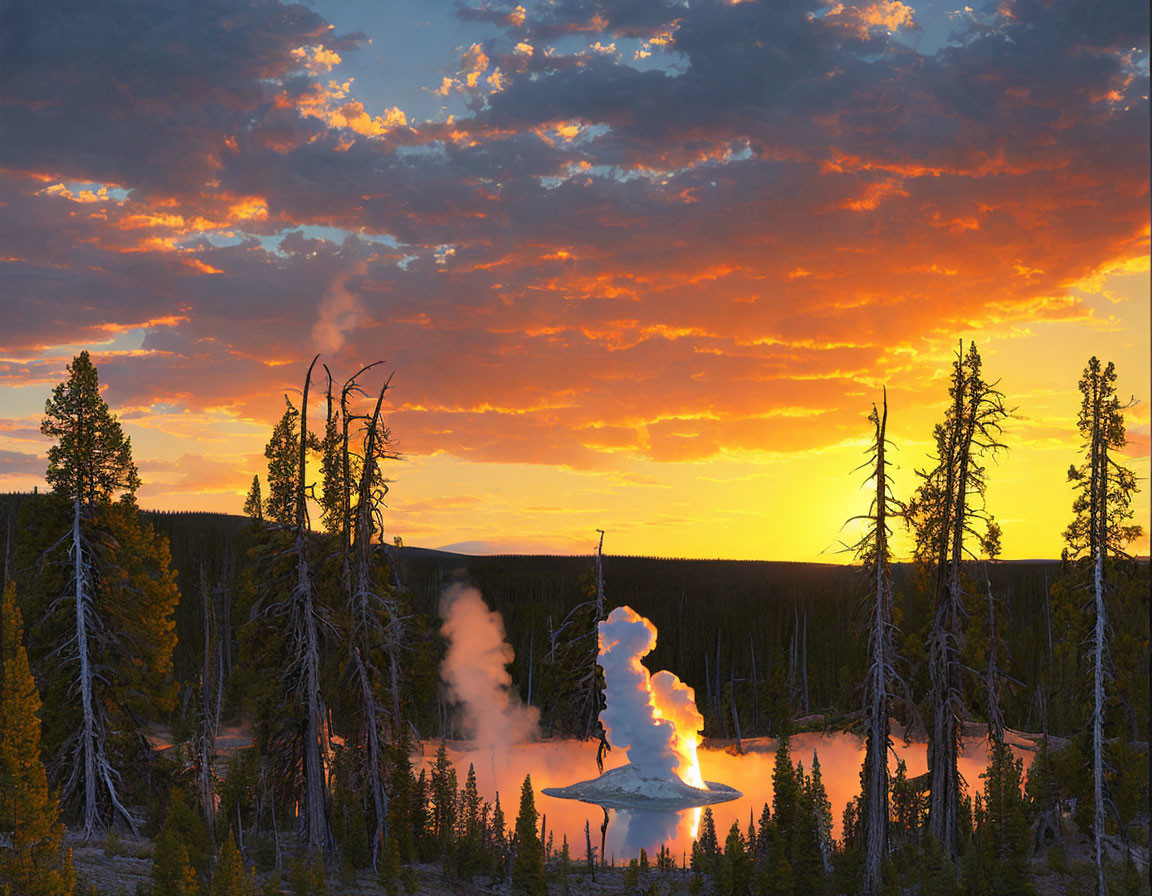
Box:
416;731;1032;865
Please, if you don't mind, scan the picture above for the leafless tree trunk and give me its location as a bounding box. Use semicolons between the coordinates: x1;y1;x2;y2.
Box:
347;376;398;870
288;356;331;852
1091;435;1107;896
527;629;535;706
801;608;809;716
64;498;136;838
749;634;759;732
925;343;1008;859
728;668;742;753
199;563;218;842
981;564;1005;749
594;529;605;620
856;391;902;895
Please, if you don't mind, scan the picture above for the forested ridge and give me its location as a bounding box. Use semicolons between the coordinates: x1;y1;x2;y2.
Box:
0;349;1147;896
1;496;1102;740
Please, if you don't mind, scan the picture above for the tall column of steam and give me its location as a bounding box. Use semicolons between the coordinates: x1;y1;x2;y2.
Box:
440;584;539;752
598;606;705;788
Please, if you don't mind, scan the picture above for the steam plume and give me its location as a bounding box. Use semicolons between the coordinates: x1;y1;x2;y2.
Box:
311;264;367;352
598;606;705;788
439;584;539;751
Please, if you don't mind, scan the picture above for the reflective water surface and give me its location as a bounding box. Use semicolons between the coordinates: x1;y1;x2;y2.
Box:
415;732;1034;865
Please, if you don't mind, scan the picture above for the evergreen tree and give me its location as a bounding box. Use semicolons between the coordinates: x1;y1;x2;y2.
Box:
558;834;571;895
318;373;345;538
242;476;263;521
696;807;719;874
413;768;430;861
262;398;299;526
1062;357;1142;896
0;580;75;896
511;775;546;896
456;763;483;877
430;743;457;856
386;729;416;863
152;826;200;896
491;790;509;877
890;758;922;847
808;751;834;875
160;788;212;878
41;350;140;505
972;743;1034;896
718;821;752;896
36;351;176;836
771;734;799;856
791;762;824;895
209;832;255;896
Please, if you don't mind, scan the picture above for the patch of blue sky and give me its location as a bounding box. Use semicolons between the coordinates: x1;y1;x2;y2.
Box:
181;227;399;256
181;232;257;251
888;1;992;56
287;225;400;248
312;0;505;124
56;181;131;201
393;142;450;161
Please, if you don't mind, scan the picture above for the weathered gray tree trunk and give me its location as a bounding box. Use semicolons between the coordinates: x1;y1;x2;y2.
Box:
348;378;397;869
729;667;742;753
928;348;977;859
1091;435;1107;896
981;564;1005;748
73;498;99;838
199;563;218;842
862;393;894;895
292;356;331;851
801;608;809;716
749;634;759;731
67;498;135;838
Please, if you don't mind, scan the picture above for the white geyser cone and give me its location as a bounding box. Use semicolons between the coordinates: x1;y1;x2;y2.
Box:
543;605;740;810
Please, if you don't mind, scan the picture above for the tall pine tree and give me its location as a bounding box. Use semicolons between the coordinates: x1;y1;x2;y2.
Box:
1063;357;1142;896
0;580;75;896
36;350;177;837
242;476;263;521
511;775;546;896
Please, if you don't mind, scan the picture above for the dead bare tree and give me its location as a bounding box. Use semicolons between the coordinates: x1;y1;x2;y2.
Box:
254;355;334;852
551;530;609;740
846;389;911;894
344;370;404;870
59;502;138;838
197;562;219;842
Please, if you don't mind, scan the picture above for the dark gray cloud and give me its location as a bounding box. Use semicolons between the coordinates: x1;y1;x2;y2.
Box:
0;0;1146;469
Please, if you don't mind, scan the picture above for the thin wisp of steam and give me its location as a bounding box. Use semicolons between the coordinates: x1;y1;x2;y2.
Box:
312;263;367;353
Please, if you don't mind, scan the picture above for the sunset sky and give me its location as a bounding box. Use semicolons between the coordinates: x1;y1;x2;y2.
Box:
1;0;1148;560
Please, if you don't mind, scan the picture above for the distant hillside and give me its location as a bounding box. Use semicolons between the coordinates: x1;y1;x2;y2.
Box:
2;491;1086;736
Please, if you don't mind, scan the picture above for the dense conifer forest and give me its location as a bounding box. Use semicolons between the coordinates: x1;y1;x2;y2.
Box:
0;350;1147;896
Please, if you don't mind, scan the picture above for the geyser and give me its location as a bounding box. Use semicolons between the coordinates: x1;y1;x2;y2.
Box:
543;606;741;810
